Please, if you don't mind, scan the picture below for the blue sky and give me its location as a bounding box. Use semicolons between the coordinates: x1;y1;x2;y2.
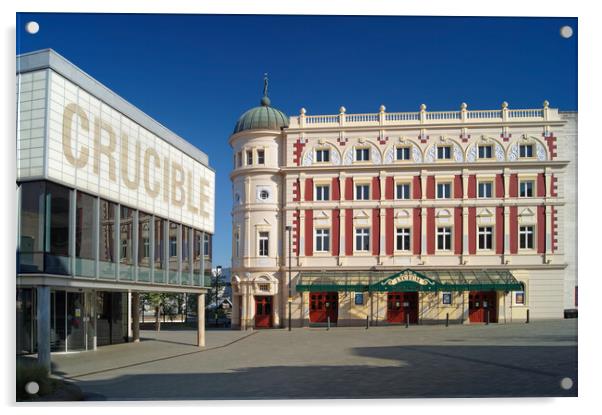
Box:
16;13;577;267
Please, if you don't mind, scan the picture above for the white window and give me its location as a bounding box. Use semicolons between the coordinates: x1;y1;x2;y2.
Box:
478;145;493;159
478;226;493;250
316;149;330;163
257;150;265;164
396;228;411;251
237;151;242;167
355;228;370;251
395;183;411;200
519;144;534;158
315;229;330;252
519;226;534;249
258;232;269;256
396;146;411;161
246;150;253;165
478;182;493;198
315;185;330;201
355;148;370;161
437;227;452;251
355;184;370;200
519;180;534;198
437;182;451;199
437;146;451;160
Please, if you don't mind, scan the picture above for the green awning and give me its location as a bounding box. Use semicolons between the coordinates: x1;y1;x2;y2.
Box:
296;268;524;293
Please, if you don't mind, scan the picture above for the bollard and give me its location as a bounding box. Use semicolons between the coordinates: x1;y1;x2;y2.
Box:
486;310;490;325
446;313;449;327
366;315;369;330
526;309;530;324
327;316;330;330
405;313;409;328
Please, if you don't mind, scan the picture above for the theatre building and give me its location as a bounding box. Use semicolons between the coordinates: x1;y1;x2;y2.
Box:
229;81;576;329
16;49;215;368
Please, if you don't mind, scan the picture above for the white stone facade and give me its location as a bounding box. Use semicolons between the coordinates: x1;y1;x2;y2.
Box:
230;101;577;329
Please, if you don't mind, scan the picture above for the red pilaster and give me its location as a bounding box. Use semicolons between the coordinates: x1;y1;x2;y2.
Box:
426;176;435;199
386;208;394;255
537;206;545;254
305;209;313;256
332;209;340;256
468;207;477;254
495;174;504;198
345;178;353;201
509;174;518;198
332;177;340;201
372;177;381;200
426;207;435;254
413;208;421;255
454;175;463;199
345;209;353;256
537;173;546;197
304;178;313;201
467;175;477;198
412;176;421;199
372;208;380;256
385;177;394;200
510;206;518;253
496;207;504;255
454;207;462;254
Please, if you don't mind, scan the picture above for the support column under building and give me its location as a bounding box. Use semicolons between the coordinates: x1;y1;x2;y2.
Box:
36;286;51;372
197;293;205;347
132;292;140;343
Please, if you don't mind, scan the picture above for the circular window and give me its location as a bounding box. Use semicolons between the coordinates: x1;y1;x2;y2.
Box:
259;190;269;200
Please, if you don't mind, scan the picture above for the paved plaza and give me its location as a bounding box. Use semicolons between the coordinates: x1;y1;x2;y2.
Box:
49;320;577;400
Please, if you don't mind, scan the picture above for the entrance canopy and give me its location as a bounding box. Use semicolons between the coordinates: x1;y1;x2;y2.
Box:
296;269;523;293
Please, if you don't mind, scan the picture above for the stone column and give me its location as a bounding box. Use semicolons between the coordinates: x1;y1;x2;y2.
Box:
379;208;386;262
339;209;346;265
504;206;510;257
132;292;140;342
545;205;552;256
36;286;51;372
462;207;469;259
421;207;428;260
197;293;205;347
273;286;281;328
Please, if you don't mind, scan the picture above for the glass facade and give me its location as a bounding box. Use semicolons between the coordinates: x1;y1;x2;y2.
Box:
18;180;210;287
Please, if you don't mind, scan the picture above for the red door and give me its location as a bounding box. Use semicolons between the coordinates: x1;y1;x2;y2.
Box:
309;292;338;323
387;292;419;324
468;291;497;323
254;296;272;328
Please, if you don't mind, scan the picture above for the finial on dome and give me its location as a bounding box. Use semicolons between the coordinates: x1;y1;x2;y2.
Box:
261;73;271;106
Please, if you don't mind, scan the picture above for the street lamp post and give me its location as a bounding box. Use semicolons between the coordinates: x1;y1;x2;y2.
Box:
286;225;292;331
214;265;222;327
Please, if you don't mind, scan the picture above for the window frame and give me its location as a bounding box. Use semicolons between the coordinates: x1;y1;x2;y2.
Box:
258;231;269;257
315;228;331;253
519;144;534;158
437;145;452;160
436;182;452;199
395;227;411;251
246;149;253;166
355;183;370;201
436;226;452;251
257;149;265;165
519;180;535;198
315;184;331;201
315;148;331;163
396;146;411;161
477;181;493;199
519;225;535;250
478;145;493;159
355;227;370;252
477;226;494;251
395;182;411;200
355;147;370;162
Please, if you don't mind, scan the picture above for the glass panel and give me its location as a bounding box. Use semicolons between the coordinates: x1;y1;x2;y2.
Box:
193;230;202;286
16;288;36;354
168;222;179;284
66;292;86;351
50;290;66;352
154;218;165;283
181;226;191;285
75;191;96;277
138;211;152;282
45;182;71;275
204;233;213;287
119;206;134;281
19;181;45;272
99;199;117;279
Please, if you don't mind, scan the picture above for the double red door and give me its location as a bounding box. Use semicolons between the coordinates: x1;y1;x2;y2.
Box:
254;296;272;328
468;291;497;323
387;292;418;324
309;292;338;323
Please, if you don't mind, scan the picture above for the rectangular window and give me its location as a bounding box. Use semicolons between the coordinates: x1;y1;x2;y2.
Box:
168;222;179;273
442;292;452;305
355;148;370;161
316;149;330;163
396;146;410;161
478;226;493;250
19;181;46;272
355;184;370;200
519;226;534;249
75;191;95;260
355;228;370;251
237;152;242;167
519;180;534;197
257;150;265;164
396;228;411;251
204;233;211;257
258;232;269;256
315;185;330;201
181;225;190;277
519;144;534;158
246;150;253;165
395;183;411;200
120;206;134;266
138;212;151;265
478;182;493;198
99;199;117;264
478;145;493;159
436;182;451;199
437;146;451;160
193;230;203;285
437;227;452;251
315;229;330;252
154;217;165;269
515;291;525;305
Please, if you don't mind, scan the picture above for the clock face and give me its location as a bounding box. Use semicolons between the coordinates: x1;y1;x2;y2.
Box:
256;186;271;202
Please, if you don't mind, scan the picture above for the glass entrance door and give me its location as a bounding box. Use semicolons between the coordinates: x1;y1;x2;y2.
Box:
50;290;90;352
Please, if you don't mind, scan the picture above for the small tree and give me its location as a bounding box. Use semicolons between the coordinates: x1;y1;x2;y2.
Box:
142;293;166;331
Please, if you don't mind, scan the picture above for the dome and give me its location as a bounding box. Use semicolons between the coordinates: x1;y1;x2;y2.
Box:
232;75;289;134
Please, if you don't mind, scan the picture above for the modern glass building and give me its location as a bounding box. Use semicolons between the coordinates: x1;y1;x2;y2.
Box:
16;49;215;368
